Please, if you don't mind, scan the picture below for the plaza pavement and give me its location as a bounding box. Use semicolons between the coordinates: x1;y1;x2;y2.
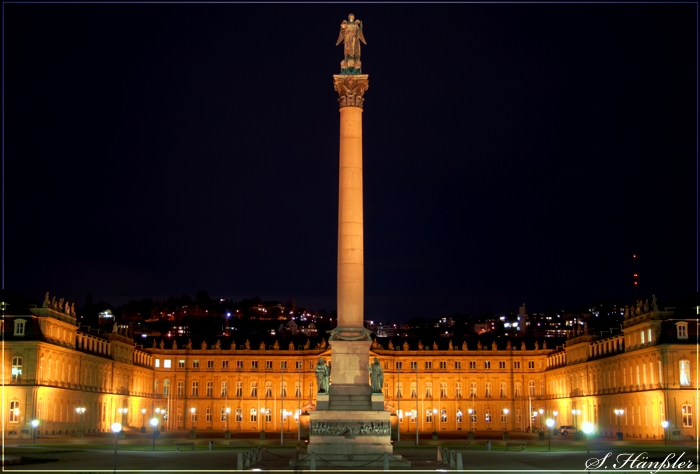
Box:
3;429;696;473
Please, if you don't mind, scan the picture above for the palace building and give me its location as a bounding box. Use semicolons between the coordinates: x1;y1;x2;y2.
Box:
3;297;696;441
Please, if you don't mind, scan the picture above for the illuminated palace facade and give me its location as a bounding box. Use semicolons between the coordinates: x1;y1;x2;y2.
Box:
3;303;696;440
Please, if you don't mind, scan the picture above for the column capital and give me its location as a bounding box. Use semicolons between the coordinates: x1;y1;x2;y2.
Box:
333;74;369;109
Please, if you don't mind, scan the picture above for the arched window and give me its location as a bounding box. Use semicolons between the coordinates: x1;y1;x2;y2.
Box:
528;380;535;397
235;408;242;422
425;382;432;398
499;382;507;397
410;382;417;398
485;382;492;398
163;379;170;396
514;382;522;397
265;382;272;397
469;382;477;397
440;409;447;423
485;409;492;423
249;408;257;422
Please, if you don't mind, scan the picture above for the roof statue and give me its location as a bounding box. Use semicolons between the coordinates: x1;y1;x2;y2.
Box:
652;294;658;311
201;340;207;350
403;341;410;351
43;292;50;308
289;341;295;350
336;13;366;74
418;340;424;350
304;339;310;350
462;341;467;350
449;340;454;350
491;341;497;351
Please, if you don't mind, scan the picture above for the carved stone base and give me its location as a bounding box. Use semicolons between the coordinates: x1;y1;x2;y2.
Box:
308;409;393;456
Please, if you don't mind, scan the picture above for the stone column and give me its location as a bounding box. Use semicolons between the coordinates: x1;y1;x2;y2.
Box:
330;74;371;387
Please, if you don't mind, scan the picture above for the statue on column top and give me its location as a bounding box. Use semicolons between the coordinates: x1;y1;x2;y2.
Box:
336;13;366;74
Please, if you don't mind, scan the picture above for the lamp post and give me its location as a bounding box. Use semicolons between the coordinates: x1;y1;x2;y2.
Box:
468;408;474;436
189;407;196;439
111;422;122;474
76;407;85;438
432;408;438;439
546;418;554;451
614;409;624;440
141;408;146;433
553;411;558;436
539;409;544;431
31;419;39;444
117;408;127;438
149;417;158;450
413;410;419;446
225;407;231;439
661;420;669;445
502;408;509;431
397;365;401;443
582;422;594;455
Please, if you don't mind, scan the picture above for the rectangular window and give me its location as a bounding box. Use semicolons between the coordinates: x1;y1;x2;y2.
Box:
499;382;507;397
528;361;535;369
513;361;521;369
410;411;416;423
251;361;258;370
155;359;161;368
206;381;213;397
281;361;288;370
13;320;25;336
265;409;272;423
515;382;522;397
440;361;447;369
221;408;228;422
295;361;303;370
265;361;273;370
647;328;652;343
250;409;257;423
410;361;417;370
177;381;185;396
485;382;492;398
191;409;198;422
499;361;506;369
236;360;243;369
484;361;491;369
455;361;462;369
206;407;212;422
265;382;272;397
426;410;433;423
680;360;691;386
163;379;170;395
469;361;476;370
425;382;432;398
250;382;258;397
192;381;199;396
207;360;214;369
485;409;492;423
222;360;229;369
396;362;403;370
440;409;447;423
515;409;522;425
9;400;19;423
235;408;242;422
470;382;477;397
179;360;186;368
222;381;229;397
682;404;693;427
11;357;22;382
309;361;315;369
164;360;172;368
425;361;432;369
440;382;447;398
677;323;688;340
235;381;242;397
177;408;183;422
640;331;646;344
470;409;477;423
455;382;462;398
456;410;463;423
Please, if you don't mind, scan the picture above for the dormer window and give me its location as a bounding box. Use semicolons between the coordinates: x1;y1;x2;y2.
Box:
13;319;26;336
676;322;689;340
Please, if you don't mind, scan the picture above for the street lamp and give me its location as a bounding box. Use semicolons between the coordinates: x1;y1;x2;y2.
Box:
189;407;196;438
468;408;474;434
539;409;544;431
502;408;509;431
661;420;669;445
141;408;147;433
117;408;127;438
582;421;594;455
149;417;158;451
614;409;624;440
225;407;231;439
111;422;122;474
412;409;419;446
432;408;438;438
546;418;554;451
31;419;39;444
571;409;581;430
553;411;558;436
76;407;86;438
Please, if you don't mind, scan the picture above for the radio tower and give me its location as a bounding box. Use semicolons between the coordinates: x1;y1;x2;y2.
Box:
632;254;639;300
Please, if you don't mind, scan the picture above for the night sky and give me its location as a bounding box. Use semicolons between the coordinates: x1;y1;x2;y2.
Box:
4;3;697;322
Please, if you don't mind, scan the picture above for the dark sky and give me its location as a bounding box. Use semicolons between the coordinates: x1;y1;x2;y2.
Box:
4;3;697;322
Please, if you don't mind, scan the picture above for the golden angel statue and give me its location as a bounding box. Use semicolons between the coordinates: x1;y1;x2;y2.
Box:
336;13;366;73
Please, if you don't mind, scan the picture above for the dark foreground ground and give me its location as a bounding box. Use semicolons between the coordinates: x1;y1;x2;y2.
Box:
3;429;696;473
